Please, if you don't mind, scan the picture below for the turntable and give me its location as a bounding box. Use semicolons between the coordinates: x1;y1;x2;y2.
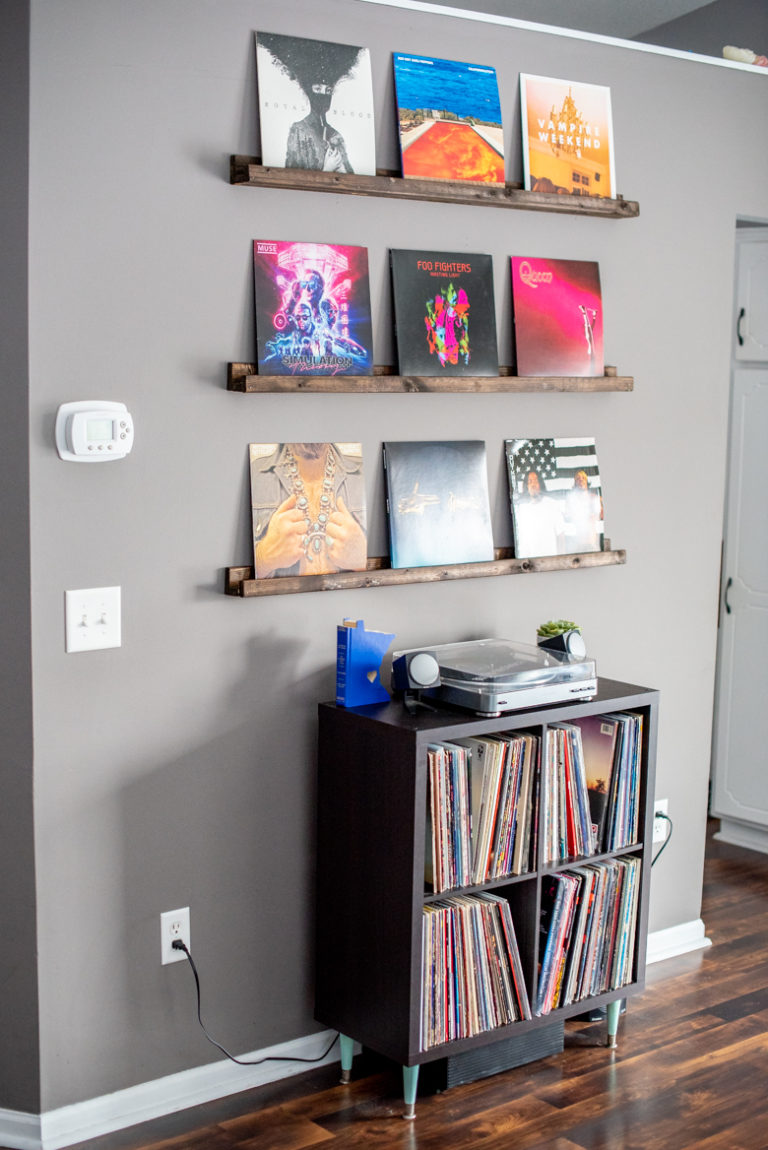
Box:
391;637;597;716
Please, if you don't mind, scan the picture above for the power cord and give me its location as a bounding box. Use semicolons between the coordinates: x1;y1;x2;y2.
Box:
651;811;673;866
171;939;339;1068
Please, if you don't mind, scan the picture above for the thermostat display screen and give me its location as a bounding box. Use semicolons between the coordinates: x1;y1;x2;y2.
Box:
87;418;113;442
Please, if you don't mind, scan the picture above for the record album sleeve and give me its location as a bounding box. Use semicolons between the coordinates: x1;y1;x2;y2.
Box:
250;442;367;578
520;73;615;199
256;32;375;175
506;437;605;558
511;257;603;377
393;52;504;184
390;249;498;376
383;440;495;568
253;239;373;376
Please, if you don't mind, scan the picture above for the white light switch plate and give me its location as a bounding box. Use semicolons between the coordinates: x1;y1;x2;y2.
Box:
65;586;122;652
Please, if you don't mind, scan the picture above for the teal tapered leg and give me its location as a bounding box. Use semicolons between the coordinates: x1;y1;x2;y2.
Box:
606;999;621;1048
402;1064;420;1120
339;1034;354;1083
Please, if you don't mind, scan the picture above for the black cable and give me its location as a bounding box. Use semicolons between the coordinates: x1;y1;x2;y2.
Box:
651;811;673;866
171;939;339;1067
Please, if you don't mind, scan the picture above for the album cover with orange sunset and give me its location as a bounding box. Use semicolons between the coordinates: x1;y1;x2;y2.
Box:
393;53;504;183
520;74;615;199
510;257;603;377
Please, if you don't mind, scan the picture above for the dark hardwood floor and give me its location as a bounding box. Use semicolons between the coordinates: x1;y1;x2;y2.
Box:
23;823;768;1150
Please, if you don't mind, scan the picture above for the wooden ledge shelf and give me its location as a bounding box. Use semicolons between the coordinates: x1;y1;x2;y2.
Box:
227;363;633;394
225;548;626;598
230;156;639;219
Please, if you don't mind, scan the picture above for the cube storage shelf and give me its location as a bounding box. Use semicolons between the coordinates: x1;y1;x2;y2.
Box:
316;678;658;1117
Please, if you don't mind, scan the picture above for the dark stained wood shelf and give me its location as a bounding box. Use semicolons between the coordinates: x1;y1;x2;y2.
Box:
227;362;633;394
230;155;640;219
225;547;626;598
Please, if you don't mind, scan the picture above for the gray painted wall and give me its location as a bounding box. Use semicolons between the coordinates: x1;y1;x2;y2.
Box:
0;0;40;1115
10;0;767;1113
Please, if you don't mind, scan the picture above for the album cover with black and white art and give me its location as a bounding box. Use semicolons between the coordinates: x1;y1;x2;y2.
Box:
256;32;376;175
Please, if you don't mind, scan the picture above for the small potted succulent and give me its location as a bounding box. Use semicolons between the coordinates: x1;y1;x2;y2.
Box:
536;619;586;657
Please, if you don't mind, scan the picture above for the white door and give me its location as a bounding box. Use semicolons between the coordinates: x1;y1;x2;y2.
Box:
711;229;768;850
734;233;768;363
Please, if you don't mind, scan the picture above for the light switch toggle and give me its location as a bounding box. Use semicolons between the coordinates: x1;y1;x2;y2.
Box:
65;587;121;652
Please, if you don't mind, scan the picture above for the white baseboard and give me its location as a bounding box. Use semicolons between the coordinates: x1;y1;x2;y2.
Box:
714;818;768;855
1;920;713;1150
0;1108;41;1150
645;918;712;964
0;1030;340;1150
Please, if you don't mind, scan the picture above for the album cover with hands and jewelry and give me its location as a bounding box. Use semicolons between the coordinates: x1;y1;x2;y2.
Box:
256;32;376;175
510;257;603;377
390;249;498;376
253;239;374;376
383;440;495;568
250;443;368;578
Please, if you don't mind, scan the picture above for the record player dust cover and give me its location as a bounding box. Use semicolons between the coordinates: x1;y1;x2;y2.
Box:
253;240;373;376
511;257;603;377
520;74;615;199
390;249;498;376
256;32;375;175
393;52;504;183
383;440;495;568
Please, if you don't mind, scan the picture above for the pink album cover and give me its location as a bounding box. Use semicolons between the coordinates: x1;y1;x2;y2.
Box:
510;257;603;377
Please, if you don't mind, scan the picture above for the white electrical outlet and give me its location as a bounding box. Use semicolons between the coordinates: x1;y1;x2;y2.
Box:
161;907;190;964
653;799;669;844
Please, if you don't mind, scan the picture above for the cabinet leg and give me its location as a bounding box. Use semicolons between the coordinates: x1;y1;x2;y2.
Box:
339;1034;354;1083
606;999;621;1048
402;1064;419;1120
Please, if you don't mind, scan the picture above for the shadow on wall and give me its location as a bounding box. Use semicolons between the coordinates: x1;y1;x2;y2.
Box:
119;631;335;1083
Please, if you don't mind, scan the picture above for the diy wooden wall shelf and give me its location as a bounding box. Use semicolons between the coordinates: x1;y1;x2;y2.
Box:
227;363;633;394
225;548;626;598
230;156;640;219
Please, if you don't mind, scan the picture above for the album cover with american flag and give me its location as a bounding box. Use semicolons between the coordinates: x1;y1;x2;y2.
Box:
505;437;605;558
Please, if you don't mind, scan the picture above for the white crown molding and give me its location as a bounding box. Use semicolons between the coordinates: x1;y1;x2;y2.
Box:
352;0;768;72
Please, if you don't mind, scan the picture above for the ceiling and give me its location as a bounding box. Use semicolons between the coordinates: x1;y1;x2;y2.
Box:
429;0;714;42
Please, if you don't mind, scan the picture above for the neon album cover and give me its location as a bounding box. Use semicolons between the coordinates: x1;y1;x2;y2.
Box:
393;53;504;183
520;74;615;198
390;249;498;376
253;240;373;376
510;257;603;377
256;32;375;175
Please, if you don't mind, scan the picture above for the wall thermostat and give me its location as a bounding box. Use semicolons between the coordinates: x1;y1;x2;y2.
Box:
55;401;134;462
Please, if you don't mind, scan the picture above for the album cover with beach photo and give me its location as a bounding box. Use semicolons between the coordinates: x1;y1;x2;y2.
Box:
393;52;504;183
